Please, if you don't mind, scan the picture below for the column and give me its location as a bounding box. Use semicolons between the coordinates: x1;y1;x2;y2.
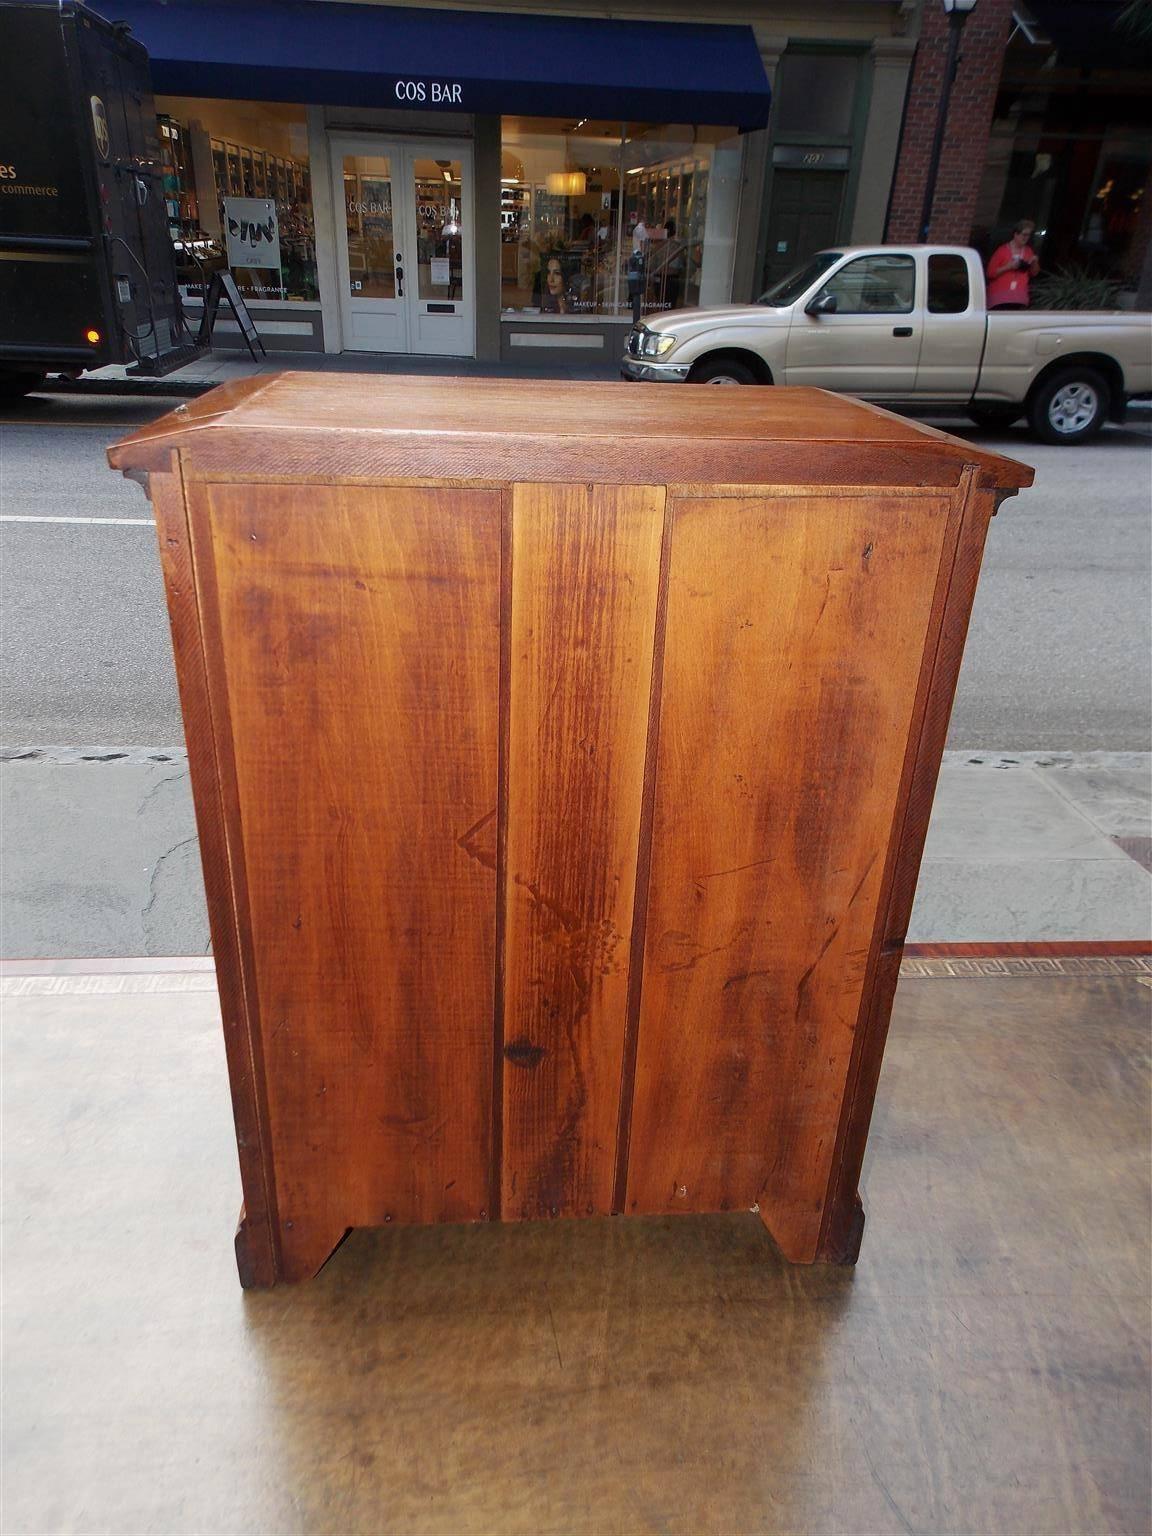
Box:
850;38;916;244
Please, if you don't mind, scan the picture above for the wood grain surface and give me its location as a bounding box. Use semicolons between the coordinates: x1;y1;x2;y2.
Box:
819;472;991;1263
502;485;664;1219
625;493;951;1260
107;376;1035;1284
191;481;501;1280
150;461;279;1287
107;373;1035;494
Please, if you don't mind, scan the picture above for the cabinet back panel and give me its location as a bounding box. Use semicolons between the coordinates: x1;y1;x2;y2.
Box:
503;484;665;1219
193;482;501;1271
625;495;950;1257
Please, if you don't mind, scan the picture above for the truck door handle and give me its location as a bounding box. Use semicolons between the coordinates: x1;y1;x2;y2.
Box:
893;326;913;337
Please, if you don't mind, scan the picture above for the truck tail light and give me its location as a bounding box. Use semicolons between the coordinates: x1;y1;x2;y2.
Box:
85;328;101;344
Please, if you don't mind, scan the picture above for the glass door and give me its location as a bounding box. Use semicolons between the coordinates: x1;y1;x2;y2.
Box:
331;137;474;357
332;145;406;352
406;149;471;356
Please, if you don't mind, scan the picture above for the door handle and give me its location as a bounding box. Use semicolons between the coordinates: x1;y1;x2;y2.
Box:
395;253;404;298
893;326;913;337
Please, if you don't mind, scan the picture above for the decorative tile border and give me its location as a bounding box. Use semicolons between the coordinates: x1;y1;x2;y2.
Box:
1;972;218;997
898;954;1151;979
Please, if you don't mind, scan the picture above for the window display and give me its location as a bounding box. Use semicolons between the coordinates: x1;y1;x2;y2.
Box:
500;119;740;318
154;97;318;303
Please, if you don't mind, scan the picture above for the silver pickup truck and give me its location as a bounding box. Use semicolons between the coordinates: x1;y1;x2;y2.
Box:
621;245;1152;444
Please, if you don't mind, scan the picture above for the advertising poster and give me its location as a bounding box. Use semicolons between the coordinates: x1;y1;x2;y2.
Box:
223;196;281;273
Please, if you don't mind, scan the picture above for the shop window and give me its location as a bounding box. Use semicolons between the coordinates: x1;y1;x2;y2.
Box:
156;98;318;303
928;254;970;313
1079;144;1150;277
816;254;915;314
975;85;1150;289
500;118;740;318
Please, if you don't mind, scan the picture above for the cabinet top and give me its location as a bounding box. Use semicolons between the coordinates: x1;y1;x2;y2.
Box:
108;373;1034;494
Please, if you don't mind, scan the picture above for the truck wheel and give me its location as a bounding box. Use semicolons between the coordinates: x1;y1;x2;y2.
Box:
689;358;759;386
967;405;1021;431
1027;368;1109;445
0;369;46;400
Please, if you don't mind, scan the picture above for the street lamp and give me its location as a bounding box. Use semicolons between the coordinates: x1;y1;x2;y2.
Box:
918;0;980;242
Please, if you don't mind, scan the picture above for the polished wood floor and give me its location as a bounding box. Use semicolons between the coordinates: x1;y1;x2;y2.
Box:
3;964;1149;1534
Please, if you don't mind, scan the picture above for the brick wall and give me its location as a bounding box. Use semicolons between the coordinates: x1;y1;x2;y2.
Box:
886;0;1015;244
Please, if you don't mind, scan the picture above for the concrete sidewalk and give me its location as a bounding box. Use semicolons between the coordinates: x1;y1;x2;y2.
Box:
1;749;1147;958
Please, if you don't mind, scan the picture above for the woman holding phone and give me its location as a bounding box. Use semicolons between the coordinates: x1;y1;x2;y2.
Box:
987;220;1040;309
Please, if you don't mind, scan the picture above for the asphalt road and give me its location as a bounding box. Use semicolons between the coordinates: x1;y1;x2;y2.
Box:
1;391;1150;751
1;395;184;746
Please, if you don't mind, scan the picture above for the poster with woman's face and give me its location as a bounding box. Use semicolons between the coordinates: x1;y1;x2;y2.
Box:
541;254;569;313
538;250;592;313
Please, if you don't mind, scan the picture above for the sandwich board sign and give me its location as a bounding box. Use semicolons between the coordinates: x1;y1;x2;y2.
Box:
197;271;267;361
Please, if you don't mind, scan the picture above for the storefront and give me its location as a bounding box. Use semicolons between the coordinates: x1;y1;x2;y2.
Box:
96;0;771;360
971;2;1152;299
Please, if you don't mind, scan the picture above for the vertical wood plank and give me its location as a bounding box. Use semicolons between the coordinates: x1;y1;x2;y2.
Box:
626;493;951;1259
819;472;995;1261
150;460;279;1287
487;488;514;1223
192;481;501;1280
502;483;665;1219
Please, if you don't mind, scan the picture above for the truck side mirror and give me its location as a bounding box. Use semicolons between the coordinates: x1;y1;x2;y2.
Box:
805;291;838;317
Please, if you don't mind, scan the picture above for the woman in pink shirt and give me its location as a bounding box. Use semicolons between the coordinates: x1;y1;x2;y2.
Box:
987;221;1040;308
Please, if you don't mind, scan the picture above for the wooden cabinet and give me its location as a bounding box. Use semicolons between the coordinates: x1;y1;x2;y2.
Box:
110;375;1031;1286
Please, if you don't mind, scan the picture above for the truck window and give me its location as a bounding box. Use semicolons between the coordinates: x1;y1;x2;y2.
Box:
758;252;842;307
816;254;915;314
928;254;970;314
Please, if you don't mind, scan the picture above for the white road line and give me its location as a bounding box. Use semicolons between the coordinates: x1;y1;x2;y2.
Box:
0;515;153;526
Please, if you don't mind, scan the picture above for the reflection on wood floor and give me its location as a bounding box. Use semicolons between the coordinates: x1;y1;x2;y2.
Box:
3;962;1149;1535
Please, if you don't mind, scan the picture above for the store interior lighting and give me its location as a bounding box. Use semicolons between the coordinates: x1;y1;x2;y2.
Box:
545;170;587;196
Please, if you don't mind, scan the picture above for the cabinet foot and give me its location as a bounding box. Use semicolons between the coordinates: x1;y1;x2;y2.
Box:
233;1206;350;1287
756;1192;865;1266
233;1205;276;1288
817;1192;866;1266
277;1220;353;1284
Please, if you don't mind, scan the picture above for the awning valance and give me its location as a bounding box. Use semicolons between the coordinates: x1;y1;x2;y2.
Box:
90;0;772;130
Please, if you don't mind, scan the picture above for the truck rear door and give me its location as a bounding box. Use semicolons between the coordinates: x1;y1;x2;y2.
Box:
913;250;986;399
0;1;112;376
74;5;187;369
783;251;921;396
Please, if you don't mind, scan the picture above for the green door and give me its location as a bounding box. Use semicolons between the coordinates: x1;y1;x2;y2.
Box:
762;168;846;291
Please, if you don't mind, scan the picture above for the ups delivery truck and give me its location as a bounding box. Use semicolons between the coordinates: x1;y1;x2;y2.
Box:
0;0;201;395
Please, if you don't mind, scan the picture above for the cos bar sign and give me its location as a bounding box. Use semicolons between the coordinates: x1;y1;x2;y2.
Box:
395;79;463;104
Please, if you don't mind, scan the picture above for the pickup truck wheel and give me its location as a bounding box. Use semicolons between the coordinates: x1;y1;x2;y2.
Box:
1028;368;1109;445
689;358;758;386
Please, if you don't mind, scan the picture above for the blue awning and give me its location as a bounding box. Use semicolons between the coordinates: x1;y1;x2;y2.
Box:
89;0;772;129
